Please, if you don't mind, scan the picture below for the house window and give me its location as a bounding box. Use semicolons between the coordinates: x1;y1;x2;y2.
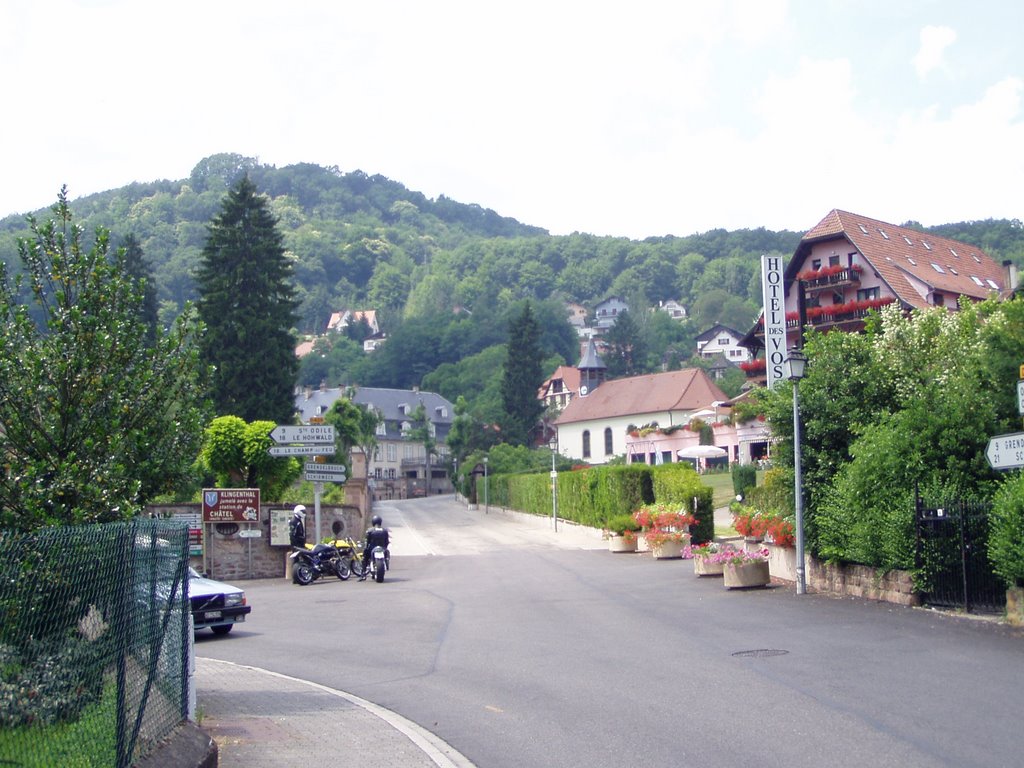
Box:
604;428;613;455
387;444;397;462
811;259;822;271
829;254;840;267
857;287;880;301
582;431;591;459
933;293;945;307
832;291;843;305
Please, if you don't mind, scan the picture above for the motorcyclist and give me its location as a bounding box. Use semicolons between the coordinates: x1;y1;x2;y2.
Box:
359;514;390;581
289;504;307;549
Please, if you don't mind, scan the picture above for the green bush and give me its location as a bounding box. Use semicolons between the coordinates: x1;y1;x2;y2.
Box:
731;463;757;498
650;463;714;545
989;472;1024;588
606;513;640;535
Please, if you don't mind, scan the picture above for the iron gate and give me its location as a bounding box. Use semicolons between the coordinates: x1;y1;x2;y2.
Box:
914;495;1005;614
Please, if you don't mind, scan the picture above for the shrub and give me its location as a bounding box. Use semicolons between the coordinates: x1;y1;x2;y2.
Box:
731;463;757;498
989;472;1024;588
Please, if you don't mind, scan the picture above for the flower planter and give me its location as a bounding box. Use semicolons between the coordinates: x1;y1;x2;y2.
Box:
694;556;724;577
649;534;690;560
723;559;770;589
608;535;637;553
743;537;764;554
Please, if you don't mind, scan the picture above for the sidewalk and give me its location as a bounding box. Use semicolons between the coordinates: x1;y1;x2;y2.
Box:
196;657;476;767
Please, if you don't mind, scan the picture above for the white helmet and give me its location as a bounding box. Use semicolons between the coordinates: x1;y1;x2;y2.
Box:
293;504;306;520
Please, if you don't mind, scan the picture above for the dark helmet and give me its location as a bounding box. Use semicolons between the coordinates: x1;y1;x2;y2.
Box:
371;515;382;527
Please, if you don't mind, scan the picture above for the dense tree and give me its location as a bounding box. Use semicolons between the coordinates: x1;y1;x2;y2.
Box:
196;176;299;423
603;309;647;378
120;233;158;343
0;190;210;531
200;415;300;500
500;302;545;445
324;395;381;476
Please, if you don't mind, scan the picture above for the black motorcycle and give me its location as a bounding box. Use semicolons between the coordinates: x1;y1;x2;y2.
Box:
290;543;350;585
367;545;389;583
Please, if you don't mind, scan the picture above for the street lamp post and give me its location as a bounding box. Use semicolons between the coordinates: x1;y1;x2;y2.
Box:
785;347;808;595
483;456;489;514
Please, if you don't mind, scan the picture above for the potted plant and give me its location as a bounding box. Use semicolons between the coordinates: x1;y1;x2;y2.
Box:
691;541;725;577
719;547;771;589
605;513;640;553
732;508;768;547
633;504;695;559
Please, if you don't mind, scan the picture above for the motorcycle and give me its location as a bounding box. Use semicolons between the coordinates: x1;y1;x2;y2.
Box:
367;545;389;583
290;542;350;585
322;537;365;579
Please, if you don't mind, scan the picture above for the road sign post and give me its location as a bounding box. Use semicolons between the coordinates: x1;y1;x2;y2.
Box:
985;432;1024;471
269;425;335;444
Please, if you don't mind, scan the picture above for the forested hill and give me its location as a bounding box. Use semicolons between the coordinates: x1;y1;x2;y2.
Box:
2;153;1021;419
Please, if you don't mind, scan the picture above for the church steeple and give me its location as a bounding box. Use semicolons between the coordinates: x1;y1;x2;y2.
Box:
577;338;606;396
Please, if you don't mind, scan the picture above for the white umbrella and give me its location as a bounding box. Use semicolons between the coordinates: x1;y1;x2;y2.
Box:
677;445;728;459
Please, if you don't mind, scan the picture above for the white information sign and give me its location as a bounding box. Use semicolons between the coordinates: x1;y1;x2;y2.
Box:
985;432;1024;471
269;425;335;444
760;254;787;388
268;444;336;457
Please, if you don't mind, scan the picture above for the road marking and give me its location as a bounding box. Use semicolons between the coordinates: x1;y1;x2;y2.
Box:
200;658;475;768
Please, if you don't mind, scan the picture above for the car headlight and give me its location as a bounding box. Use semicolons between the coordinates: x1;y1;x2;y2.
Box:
223;592;245;608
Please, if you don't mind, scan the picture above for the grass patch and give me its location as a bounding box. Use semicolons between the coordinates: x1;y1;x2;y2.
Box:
0;677;118;767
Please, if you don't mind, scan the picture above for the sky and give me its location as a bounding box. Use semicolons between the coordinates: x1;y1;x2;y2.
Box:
2;0;1022;240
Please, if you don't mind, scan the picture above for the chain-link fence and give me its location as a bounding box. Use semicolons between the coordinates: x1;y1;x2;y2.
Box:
0;519;191;767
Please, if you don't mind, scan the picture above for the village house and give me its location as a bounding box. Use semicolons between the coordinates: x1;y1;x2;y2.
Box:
553;367;729;465
740;209;1013;378
295;386;454;500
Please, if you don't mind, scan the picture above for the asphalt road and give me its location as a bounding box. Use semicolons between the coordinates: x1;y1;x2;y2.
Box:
196;496;1024;768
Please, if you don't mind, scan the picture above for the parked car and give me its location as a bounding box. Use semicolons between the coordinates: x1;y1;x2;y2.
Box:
189;567;251;635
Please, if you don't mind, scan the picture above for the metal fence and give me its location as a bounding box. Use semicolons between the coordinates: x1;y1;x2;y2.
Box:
915;496;1005;614
0;519;191;767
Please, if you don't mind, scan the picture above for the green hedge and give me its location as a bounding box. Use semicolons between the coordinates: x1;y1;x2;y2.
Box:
651;463;715;545
487;462;714;543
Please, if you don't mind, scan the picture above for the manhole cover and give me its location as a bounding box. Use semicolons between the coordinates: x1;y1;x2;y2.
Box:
732;649;789;658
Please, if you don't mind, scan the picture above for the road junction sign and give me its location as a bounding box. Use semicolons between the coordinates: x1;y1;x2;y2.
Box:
985;432;1024;471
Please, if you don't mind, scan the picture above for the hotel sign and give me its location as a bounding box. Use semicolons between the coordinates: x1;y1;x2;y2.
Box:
760;254;787;388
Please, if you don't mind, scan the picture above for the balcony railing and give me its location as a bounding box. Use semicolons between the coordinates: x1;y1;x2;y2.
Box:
798;265;863;293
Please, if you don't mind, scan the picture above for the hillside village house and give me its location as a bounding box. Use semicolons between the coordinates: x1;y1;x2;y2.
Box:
592;296;629;330
740;210;1014;376
553;368;731;465
695;324;751;363
295;386;454;500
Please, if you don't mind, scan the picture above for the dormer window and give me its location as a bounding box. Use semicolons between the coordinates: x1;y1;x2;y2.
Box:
435;406;448;419
398;403;408;415
401;420;412;433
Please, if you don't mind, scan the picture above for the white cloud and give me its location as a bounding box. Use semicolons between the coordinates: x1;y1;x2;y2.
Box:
913;25;957;79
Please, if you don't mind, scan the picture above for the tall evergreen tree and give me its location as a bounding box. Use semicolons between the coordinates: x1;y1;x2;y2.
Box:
603;309;646;378
121;233;158;345
500;301;544;446
196;176;298;423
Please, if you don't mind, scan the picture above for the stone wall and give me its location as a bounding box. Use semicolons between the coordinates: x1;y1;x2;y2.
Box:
806;557;920;607
149;478;370;582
